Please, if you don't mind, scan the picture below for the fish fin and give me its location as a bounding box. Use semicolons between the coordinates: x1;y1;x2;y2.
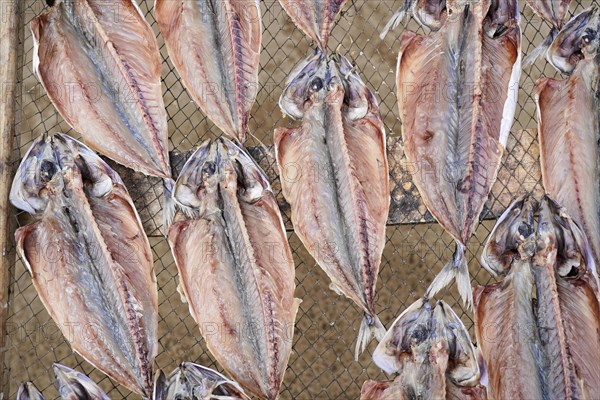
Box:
163;178;176;230
177;278;188;304
329;282;345;296
427;243;472;308
380;0;411;39
523;31;555;68
355;314;386;361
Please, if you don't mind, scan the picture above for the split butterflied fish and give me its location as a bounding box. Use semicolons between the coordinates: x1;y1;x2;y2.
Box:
153;362;250;400
31;0;175;225
476;195;600;399
275;48;389;359
168;138;299;400
278;0;347;50
54;363;110;400
361;299;486;400
10;133;158;397
395;0;521;308
536;7;600;268
155;0;261;143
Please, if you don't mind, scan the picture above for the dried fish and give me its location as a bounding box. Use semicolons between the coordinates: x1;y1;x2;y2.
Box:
153;363;250;400
275;48;389;359
476;195;600;399
380;0;446;39
279;0;347;50
155;0;261;143
523;0;572;65
396;0;521;307
17;382;45;400
168;138;299;400
31;0;171;179
363;299;485;400
10;133;158;397
54;363;110;400
537;8;600;267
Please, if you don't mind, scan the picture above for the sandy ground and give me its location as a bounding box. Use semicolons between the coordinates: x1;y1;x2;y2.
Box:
3;0;580;398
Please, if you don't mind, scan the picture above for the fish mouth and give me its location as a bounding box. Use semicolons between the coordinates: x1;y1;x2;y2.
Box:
279;47;370;120
173;137;270;213
10;132;125;216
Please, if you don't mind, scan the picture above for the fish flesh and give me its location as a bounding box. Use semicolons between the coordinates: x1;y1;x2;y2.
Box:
10;133;158;397
155;0;261;143
476;196;544;400
54;363;110;400
396;0;521;307
475;195;600;399
279;0;346;50
168;138;299;400
536;8;600;267
17;383;45;400
31;0;171;180
523;0;571;65
362;299;485;400
275;48;389;359
153;362;250;400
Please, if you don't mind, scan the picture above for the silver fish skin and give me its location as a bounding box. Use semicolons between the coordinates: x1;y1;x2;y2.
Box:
154;0;261;143
279;0;347;50
17;382;45;400
54;363;110;400
10;133;158;397
31;0;170;179
168;138;299;400
367;299;484;400
275;48;389;359
380;0;446;39
396;0;521;308
537;8;600;269
153;363;250;400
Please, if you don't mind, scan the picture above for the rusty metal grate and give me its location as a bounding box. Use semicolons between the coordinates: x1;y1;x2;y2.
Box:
4;0;591;398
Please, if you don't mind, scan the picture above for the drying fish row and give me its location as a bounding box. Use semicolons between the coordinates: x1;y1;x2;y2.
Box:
10;0;600;399
360;1;600;399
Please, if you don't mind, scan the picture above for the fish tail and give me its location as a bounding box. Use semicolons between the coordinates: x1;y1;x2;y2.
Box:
355;313;386;361
163;178;176;229
380;0;412;39
523;29;556;67
426;242;473;309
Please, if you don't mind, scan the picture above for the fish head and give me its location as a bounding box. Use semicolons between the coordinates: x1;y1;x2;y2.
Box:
181;362;250;399
16;382;45;400
53;363;110;400
279;49;327;120
334;53;371;121
484;0;520;39
10;133;116;214
548;7;600;74
481;195;537;276
538;195;595;279
217;137;271;204
413;0;446;30
173;139;220;213
434;301;481;387
373;298;434;374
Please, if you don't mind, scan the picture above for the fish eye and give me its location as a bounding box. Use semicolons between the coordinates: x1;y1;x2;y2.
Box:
310;77;323;92
40;160;57;182
583;29;596;44
202;161;217;175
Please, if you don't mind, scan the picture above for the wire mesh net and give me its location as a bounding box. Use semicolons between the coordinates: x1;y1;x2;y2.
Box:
4;0;591;397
